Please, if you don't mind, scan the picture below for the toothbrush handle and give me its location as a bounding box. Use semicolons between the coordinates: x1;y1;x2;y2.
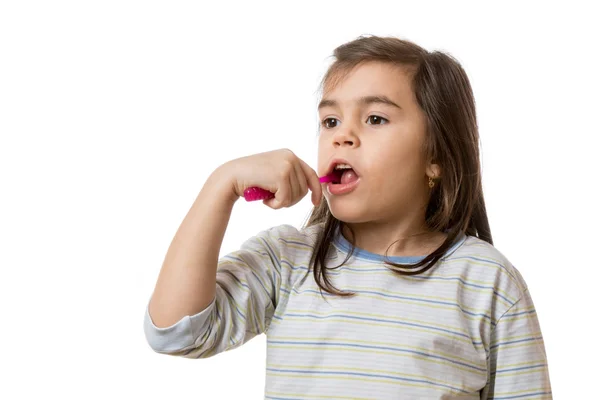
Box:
243;175;334;202
243;187;275;202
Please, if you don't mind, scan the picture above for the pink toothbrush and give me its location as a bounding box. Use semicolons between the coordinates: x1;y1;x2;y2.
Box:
243;173;338;201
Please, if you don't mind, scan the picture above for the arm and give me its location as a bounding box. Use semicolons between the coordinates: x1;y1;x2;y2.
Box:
143;149;321;357
147;164;239;329
143;224;283;358
483;289;553;399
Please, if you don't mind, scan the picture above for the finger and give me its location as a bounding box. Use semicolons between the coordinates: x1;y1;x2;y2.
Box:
297;158;322;206
264;186;287;209
282;165;298;207
293;161;308;205
263;176;291;210
282;150;302;206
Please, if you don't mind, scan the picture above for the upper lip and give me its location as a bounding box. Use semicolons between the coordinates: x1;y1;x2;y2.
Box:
327;158;360;176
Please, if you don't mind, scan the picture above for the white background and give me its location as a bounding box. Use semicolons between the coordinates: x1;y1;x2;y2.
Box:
1;1;598;398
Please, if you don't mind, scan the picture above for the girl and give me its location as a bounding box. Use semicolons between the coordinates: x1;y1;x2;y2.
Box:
144;35;552;399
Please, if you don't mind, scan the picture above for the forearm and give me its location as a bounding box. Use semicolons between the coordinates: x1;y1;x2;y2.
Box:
148;164;239;328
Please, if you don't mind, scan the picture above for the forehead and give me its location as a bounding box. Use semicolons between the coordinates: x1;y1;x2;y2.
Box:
322;62;415;108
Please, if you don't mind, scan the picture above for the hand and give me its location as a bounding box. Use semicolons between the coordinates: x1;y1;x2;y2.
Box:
222;149;322;209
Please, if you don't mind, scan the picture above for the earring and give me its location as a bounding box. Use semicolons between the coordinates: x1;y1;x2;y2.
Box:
428;176;435;188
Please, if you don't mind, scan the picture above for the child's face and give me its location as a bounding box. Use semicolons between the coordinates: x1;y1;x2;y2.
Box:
317;61;438;224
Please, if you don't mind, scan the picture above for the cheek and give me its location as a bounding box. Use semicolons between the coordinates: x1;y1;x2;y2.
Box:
369;146;409;173
366;153;422;191
374;138;424;171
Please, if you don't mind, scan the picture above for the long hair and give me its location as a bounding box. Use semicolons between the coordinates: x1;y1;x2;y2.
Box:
303;34;492;297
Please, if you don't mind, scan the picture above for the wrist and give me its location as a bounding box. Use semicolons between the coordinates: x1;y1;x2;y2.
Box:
207;163;240;205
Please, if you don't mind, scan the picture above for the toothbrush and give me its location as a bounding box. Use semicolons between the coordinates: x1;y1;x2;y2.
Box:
243;173;338;201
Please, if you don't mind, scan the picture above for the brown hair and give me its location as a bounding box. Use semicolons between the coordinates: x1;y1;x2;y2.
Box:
302;34;493;297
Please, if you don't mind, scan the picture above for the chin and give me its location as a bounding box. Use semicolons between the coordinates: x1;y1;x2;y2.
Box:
327;201;372;224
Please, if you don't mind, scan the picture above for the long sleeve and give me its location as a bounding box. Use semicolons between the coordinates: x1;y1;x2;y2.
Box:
143;226;282;358
483;288;552;399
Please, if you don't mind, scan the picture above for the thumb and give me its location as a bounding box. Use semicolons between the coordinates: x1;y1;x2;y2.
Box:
298;159;322;206
263;197;284;209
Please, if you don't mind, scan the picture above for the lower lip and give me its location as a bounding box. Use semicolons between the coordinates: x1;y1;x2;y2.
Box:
327;177;360;196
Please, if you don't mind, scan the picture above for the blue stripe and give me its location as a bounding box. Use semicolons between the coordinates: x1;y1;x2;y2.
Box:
492;363;547;375
266;367;470;393
333;229;467;262
260;237;283;273
504;310;536;317
268;339;487;372
277;237;315;248
278;261;510;311
283;286;492;321
217;282;247;322
452;256;517;281
488;391;552;399
222;255;271;298
490;337;542;350
276;312;472;341
412;274;495;289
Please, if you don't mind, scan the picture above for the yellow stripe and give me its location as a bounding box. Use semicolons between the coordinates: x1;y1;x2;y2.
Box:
500;312;537;323
268;344;483;374
282;234;514;289
266;371;461;394
491;340;542;352
491;332;543;346
349;283;512;312
218;258;272;301
487;395;551;400
493;359;547;369
278;316;474;345
280;242;316;252
282;259;516;302
267;363;478;392
266;391;372;399
269;335;483;367
281;284;497;319
271;293;479;328
489;387;551;396
265;239;519;305
494;366;547;378
283;308;470;337
331;239;519;289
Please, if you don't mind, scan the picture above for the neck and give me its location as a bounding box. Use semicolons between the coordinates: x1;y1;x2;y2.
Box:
341;217;447;258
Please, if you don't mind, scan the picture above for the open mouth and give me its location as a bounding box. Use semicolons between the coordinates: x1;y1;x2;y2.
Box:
329;163;359;185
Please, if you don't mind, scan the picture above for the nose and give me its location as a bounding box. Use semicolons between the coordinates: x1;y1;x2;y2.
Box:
332;126;360;148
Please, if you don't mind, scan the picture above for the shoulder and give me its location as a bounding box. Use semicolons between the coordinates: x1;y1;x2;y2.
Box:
443;234;530;304
250;222;324;255
257;222;322;240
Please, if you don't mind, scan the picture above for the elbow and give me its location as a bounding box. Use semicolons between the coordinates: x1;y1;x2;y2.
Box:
143;305;196;354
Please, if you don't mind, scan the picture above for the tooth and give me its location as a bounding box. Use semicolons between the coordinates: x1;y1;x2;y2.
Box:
334;163;352;170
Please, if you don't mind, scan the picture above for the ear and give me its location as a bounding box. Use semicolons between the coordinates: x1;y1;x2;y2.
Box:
426;162;441;178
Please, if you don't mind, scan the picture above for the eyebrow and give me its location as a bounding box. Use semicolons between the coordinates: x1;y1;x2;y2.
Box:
318;95;402;111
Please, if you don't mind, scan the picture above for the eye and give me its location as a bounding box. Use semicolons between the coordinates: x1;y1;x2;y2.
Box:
367;115;388;125
320;115;389;129
321;117;339;129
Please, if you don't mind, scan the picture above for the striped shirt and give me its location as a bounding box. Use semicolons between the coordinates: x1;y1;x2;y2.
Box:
144;222;552;399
